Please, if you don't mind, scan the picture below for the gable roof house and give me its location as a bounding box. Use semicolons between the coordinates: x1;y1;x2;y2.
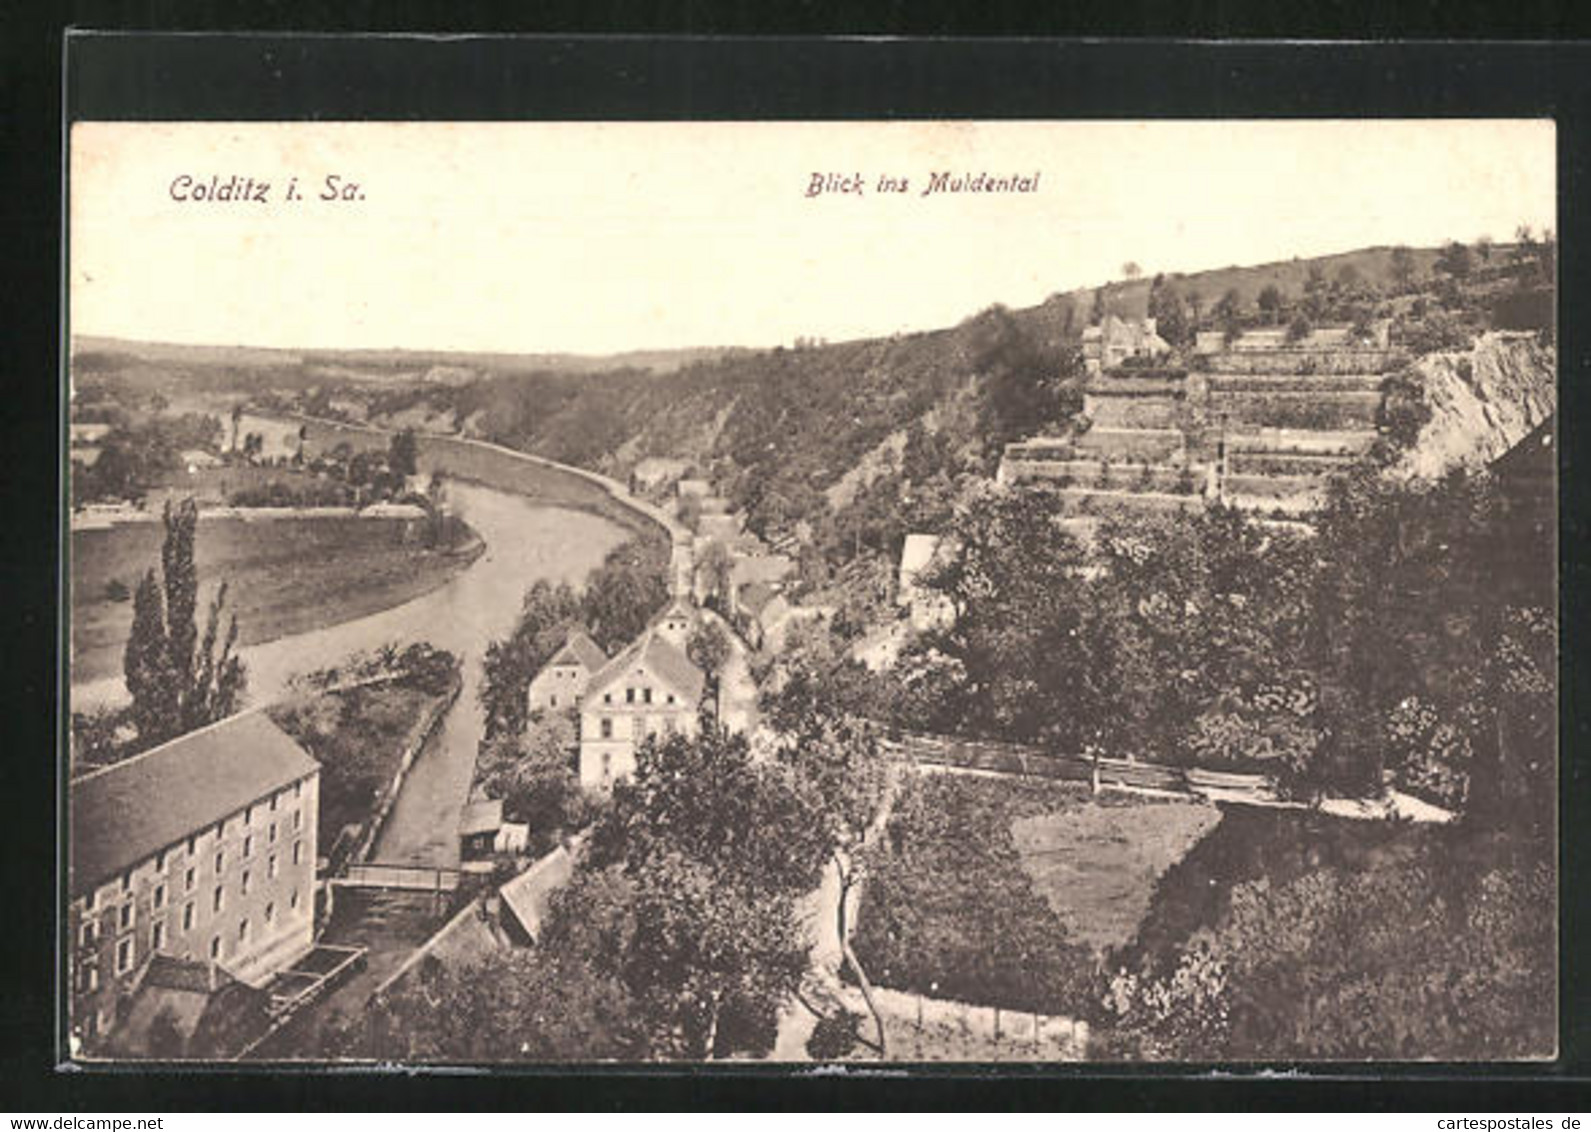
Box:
1082;315;1172;374
527;629;607;714
577;603;705;791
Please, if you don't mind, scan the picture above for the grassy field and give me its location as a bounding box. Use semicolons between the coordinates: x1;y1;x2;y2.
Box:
70;515;482;685
852;773;1220;1017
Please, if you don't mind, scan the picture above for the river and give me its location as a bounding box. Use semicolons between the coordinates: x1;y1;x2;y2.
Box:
75;480;628;868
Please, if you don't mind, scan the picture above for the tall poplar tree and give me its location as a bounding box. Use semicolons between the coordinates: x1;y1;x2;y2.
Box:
122;498;247;748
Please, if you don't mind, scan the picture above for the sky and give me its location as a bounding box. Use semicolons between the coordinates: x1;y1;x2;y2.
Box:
70;120;1555;356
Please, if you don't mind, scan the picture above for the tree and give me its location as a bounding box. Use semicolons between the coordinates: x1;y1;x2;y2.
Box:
1148;278;1192;347
338;949;644;1061
388;428;419;478
686;619;733;716
1475;234;1494;262
123;499;246;748
696;539;735;610
1389;245;1417;290
1089;287;1107;326
581;538;671;654
1435;240;1475;281
479;579;584;741
1122;261;1143;281
546;726;829;1058
229;403;243;452
1214;288;1245;345
966;304;1080;452
1256;283;1285;325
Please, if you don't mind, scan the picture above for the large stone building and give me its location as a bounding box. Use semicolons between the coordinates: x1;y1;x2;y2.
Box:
68;712;320;1052
577;598;705;790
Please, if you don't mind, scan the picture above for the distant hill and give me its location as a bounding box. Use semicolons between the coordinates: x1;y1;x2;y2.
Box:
75;239;1546;545
71;335;753;381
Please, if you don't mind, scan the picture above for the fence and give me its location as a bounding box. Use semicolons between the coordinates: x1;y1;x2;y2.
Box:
879;728;1275;805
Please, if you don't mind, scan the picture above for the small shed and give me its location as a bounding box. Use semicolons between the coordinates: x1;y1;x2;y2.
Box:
458;798;504;862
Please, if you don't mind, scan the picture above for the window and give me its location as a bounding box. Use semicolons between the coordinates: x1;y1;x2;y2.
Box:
214;851;224;874
626;687;635;704
289;888;299;911
116;937;133;975
550;694;558;708
292;842;302;866
79;920;98;948
270;792;278;813
244;805;253;827
268;854;278;879
599;717;613;739
210;936;221;960
152;921;166;952
243;835;253;858
667;694;676;705
294;781;302;800
213;885;224;913
118;903;133;932
240;870;251;897
187;835;196;855
264;902;274;924
184;867;196;892
155;849;168;872
601;751;612;782
269;822;277;844
86;965;99;993
121;872;131;893
153;884;166;911
238;918;249;943
644;687;653;704
183;903;194;932
603;692;612;705
293;811;301;832
217;819;226;840
87;888;98;912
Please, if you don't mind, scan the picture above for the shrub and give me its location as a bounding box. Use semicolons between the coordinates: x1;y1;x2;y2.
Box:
103;578;130;602
1285;314;1313;344
806;1009;864;1060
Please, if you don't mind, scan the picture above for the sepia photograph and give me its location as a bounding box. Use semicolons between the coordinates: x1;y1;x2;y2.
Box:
64;118;1558;1067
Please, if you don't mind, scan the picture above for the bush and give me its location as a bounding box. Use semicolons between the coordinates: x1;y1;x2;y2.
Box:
806;1009;864;1060
851;775;1099;1016
1285;314;1312;344
103;578;131;602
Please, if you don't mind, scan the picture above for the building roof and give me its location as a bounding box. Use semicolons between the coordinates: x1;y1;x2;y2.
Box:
499;846;574;943
71;446;103;468
546;629;607;673
732;553;794;589
677;478;711;497
657;595;696;624
70;712;319;898
70;422;113;442
585;627;705;706
459;798;504;837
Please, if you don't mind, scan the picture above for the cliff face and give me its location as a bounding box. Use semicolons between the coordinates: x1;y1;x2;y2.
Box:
1399;332;1556;480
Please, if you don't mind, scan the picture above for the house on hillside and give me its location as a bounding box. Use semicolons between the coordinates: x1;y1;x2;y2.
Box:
898;534;956;632
498;845;574;945
676;478;711;504
527;629;607;714
698;512;743;543
67;712;320;1054
730;553;796;611
630;457;690;497
1083;315;1171;374
577;598;706;790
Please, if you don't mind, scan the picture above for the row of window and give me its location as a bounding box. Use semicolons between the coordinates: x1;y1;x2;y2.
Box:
600;685;678;707
79;886;303;989
595;715;680;741
83;841;304;947
92;805;305;911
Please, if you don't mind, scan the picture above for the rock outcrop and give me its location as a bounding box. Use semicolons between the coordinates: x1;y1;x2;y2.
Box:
1400;332;1556;480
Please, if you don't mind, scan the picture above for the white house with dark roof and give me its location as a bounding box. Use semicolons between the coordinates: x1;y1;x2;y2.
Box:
67;712;320;1052
577;598;705;790
527;629;607;714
